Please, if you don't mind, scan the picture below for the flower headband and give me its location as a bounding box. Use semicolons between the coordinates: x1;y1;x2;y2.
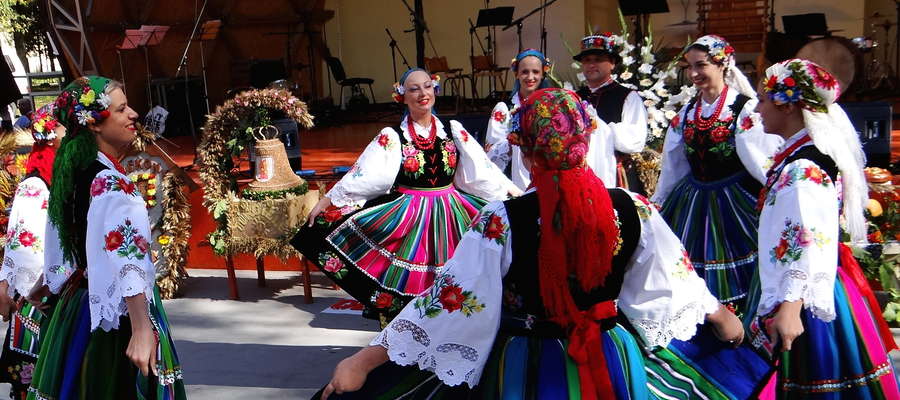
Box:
391;72;441;103
54;76;113;130
510;49;552;74
691;35;735;64
763;58;840;113
31;104;59;143
578;33;622;56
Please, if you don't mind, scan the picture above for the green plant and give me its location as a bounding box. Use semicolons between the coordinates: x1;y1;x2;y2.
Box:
0;0;50;59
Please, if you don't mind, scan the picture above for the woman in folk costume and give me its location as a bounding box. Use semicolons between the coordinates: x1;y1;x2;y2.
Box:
293;68;519;321
0;104;63;399
484;48;553;188
652;35;782;316
749;59;899;398
27;76;185;400
313;88;746;400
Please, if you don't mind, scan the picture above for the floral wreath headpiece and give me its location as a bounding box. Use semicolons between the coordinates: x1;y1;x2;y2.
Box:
763;58;840;113
31;103;59;143
691;35;735;64
392;71;441;103
510;48;552;74
53;76;113;130
573;33;623;61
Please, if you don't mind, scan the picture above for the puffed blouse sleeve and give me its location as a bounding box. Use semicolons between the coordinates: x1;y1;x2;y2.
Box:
651;104;691;204
617;191;721;348
734;97;784;184
756;159;838;322
372;201;512;388
85;169;156;332
0;177;49;297
609;91;649;153
43;219;73;295
325;128;403;208
450;120;516;201
485;102;512;171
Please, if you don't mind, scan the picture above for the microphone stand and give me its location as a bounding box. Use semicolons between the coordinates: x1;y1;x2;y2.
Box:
386;29;411;82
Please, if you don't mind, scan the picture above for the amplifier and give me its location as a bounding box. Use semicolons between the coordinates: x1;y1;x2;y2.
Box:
839;101;892;168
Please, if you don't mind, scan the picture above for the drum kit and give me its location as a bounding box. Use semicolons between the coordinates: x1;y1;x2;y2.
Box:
796;13;897;97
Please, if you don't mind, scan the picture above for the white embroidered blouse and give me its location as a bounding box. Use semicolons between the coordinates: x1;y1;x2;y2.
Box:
652;87;783;204
371;189;721;387
44;152;156;332
484;90;638;190
756;130;839;322
0;176;51;297
326;117;516;208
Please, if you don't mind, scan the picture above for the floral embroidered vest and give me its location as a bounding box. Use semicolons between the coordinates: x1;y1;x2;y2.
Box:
682;94;750;182
394;119;458;188
68;161;108;271
500;189;640;337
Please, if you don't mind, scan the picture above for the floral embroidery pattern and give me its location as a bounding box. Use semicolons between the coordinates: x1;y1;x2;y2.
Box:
372;291;404;313
104;219;149;260
441;139;458;175
492;110;507;123
471;211;508;245
765;163;833;206
6;220;42;252
770;218;830;265
90;175;137;197
684;113;736;157
632;193;658;220
376;133;395;150
349;163;363;178
317;205;359;226
15;184;43;198
740;115;753;131
671;249;695;279
414;273;484;318
459;129;470;143
319;251;348;279
401;143;426;178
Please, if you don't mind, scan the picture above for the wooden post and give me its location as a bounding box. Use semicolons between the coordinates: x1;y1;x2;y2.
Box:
256;257;266;287
225;254;240;300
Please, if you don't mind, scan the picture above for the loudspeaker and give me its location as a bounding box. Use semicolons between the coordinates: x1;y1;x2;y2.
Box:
149;77;208;137
618;0;669;16
839;102;892;168
250;59;286;89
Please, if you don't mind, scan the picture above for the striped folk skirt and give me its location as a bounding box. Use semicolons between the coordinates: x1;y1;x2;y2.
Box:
749;249;900;399
311;324;656;399
27;282;185;400
293;185;487;318
660;171;760;317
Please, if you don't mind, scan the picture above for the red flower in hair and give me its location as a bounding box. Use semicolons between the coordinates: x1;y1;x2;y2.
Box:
99;110;110;119
808;63;839;91
765;75;778;90
438;285;464;313
724;45;734;55
783;77;796;87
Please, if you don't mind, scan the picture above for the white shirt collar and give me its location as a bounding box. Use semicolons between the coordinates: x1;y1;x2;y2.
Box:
588;78;614;92
97;151;118;171
400;115;447;140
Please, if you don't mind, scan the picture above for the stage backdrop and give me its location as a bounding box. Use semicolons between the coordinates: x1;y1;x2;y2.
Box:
321;0;586;105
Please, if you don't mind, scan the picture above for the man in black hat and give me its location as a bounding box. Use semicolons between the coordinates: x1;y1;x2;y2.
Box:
575;33;648;194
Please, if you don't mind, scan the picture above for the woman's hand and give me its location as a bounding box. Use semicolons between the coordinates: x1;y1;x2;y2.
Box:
707;304;744;348
0;281;14;321
24;275;51;312
321;346;388;399
767;300;804;351
125;294;158;377
507;186;523;198
307;196;333;227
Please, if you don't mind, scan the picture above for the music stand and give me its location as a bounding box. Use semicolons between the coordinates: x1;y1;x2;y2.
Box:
135;26;169;106
196;20;220;114
474;7;513;98
116;30;145;92
617;0;668;43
